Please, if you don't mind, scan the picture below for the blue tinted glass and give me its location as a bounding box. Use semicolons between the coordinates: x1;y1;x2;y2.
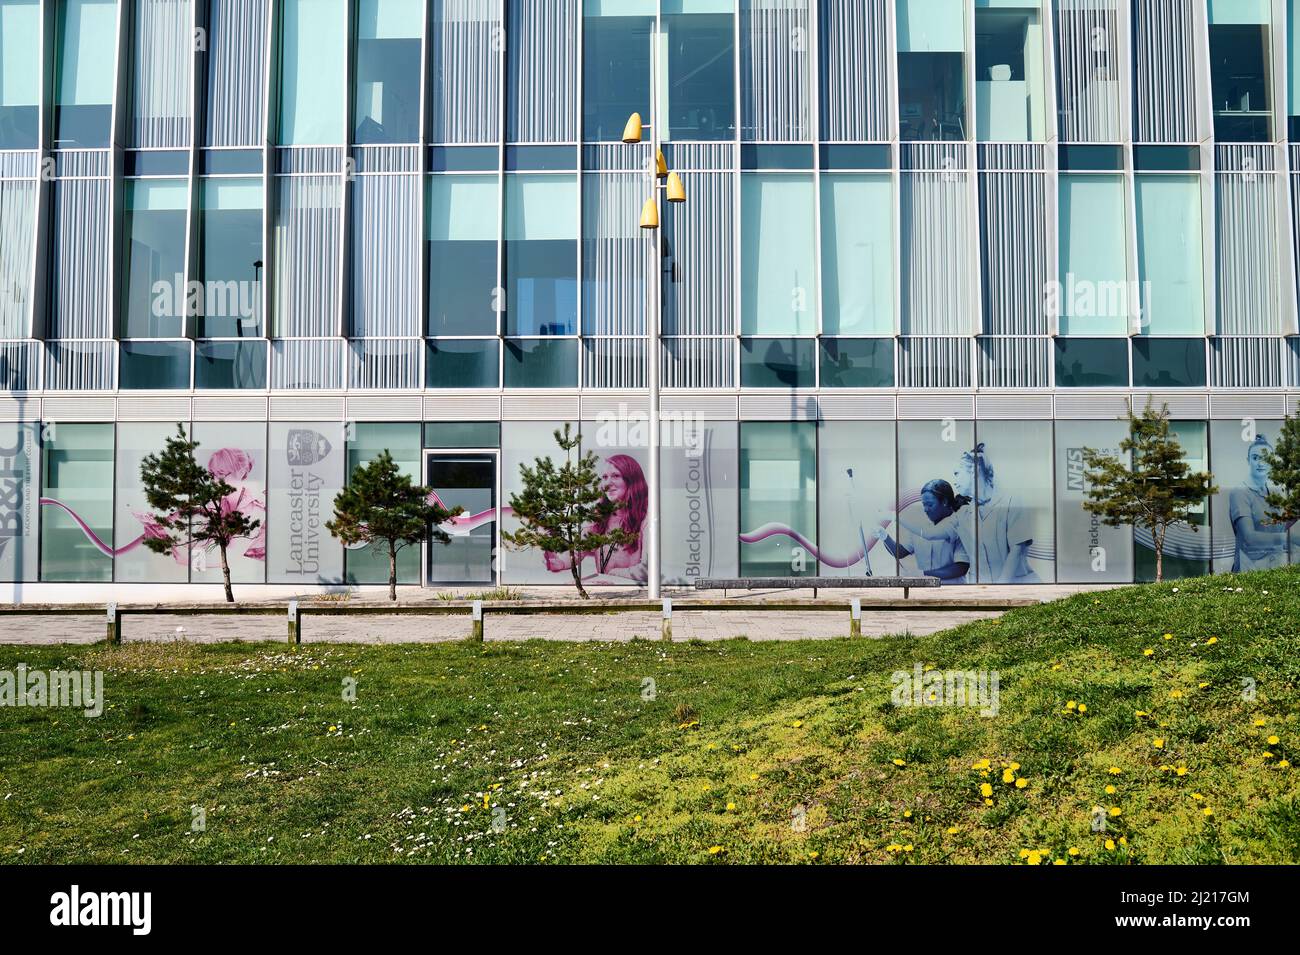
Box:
119;341;191;389
428;174;499;335
202;149;265;174
583;12;653;141
126;151;191;176
819;144;892;169
1135;145;1200;170
426;339;500;388
819;338;895;387
505;145;578;170
424;421;501;447
194;340;268;389
353;0;422;144
741;144;814;168
429;146;499;171
504;337;577;388
1132;337;1207;388
740;337;816;388
1054;338;1129;387
1058;144;1124;170
665;11;735;141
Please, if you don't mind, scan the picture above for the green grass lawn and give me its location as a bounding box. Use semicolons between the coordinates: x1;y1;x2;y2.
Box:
2;568;1298;865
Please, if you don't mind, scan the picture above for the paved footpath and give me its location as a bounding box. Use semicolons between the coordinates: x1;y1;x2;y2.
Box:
3;607;1005;645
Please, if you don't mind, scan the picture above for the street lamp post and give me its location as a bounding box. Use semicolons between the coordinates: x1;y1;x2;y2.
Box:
623;62;685;601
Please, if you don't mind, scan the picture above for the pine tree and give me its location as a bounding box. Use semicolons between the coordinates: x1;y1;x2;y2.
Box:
501;424;638;599
326;451;461;601
1080;401;1217;582
1262;412;1300;528
139;423;261;603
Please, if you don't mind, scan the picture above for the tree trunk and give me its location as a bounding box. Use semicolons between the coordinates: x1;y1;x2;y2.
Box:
571;554;589;600
1153;527;1164;583
219;543;234;603
388;547;398;602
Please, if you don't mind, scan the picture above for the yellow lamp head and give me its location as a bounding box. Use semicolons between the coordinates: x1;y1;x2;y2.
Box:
639;196;660;230
622;113;644;144
656;149;668;179
666;171;685;203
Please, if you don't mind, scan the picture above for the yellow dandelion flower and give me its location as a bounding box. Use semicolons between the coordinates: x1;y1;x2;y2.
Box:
1053;859;1067;865
1192;792;1203;801
1202;807;1214;817
892;758;906;767
1163;633;1173;641
749;773;759;781
1108;807;1122;817
1267;735;1280;745
1175;766;1188;777
726;802;736;812
1014;778;1028;789
972;759;991;770
1152;738;1165;749
1105;839;1116;851
808;851;819;859
1026;851;1042;865
1279;760;1292;768
1018;848;1030;858
1198;682;1209;689
903;844;914;853
1169;690;1183;699
1143;649;1155;657
1002;769;1016;784
1066;700;1078;710
1135;710;1148;718
1009;762;1021;771
886;844;903;853
633;815;642;823
1206;637;1218;645
1108;766;1122;775
1263;751;1274;759
708;845;724;855
1105;785;1117;795
984;798;994;806
1078;704;1088;713
1118;836;1128;846
980;783;994;798
903;810;913;819
1068;847;1081;857
1253;718;1267;727
792;720;803;728
947;826;960;834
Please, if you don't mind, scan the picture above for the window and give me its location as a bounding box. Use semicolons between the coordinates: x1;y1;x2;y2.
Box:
1209;0;1273;142
897;0;967;141
345;422;422;584
1054;337;1128;387
426;339;500;388
353;0;422;144
504;337;577;387
114;423;188;581
198;178;264;338
741;173;816;335
974;2;1045;141
41;423;114;582
121;180;188;339
740;422;817;576
820;338;895;387
1134;174;1204;335
428;175;499;336
1057;174;1129;335
1054;419;1132;582
1132;337;1206;388
54;0;117;148
195;340;268;389
817;420;897;577
820;174;893;335
583;0;655;142
0;0;40;149
279;0;346;145
119;340;190;389
666;0;735;141
741;337;816;387
503;174;578;336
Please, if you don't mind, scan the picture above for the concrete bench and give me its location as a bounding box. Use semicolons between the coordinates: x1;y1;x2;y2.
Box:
695;576;941;599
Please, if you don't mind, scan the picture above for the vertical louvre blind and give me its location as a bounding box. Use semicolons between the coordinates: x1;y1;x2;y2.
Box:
979;336;1050;388
44;340;115;390
662;336;735;388
350;173;421;337
582;172;646;338
980;168;1049;336
1053;0;1122;142
273;175;343;337
899;337;972;388
130;0;192;148
429;0;502;143
741;0;812;141
349;337;421;389
0;178;35;338
901;169;975;335
819;0;891;141
1216;147;1280;335
1132;0;1198;142
49;175;113;339
272;337;345;389
205;0;267;146
507;0;576;142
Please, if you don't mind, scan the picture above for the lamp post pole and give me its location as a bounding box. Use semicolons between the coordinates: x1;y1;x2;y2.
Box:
646;44;661;601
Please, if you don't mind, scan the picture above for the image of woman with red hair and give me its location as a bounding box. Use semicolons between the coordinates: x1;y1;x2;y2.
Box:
543;453;649;582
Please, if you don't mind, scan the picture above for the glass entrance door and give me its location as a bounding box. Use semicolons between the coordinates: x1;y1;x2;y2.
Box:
426;452;496;585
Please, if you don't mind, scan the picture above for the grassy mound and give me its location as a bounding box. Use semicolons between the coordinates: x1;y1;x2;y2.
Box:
1;568;1297;864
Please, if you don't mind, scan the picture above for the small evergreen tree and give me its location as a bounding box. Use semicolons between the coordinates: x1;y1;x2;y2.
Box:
501;425;637;599
1262;412;1300;528
1081;401;1217;582
327;451;460;601
139;423;261;603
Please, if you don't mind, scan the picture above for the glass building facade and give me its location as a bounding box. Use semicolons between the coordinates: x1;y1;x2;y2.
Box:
1;0;1298;591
